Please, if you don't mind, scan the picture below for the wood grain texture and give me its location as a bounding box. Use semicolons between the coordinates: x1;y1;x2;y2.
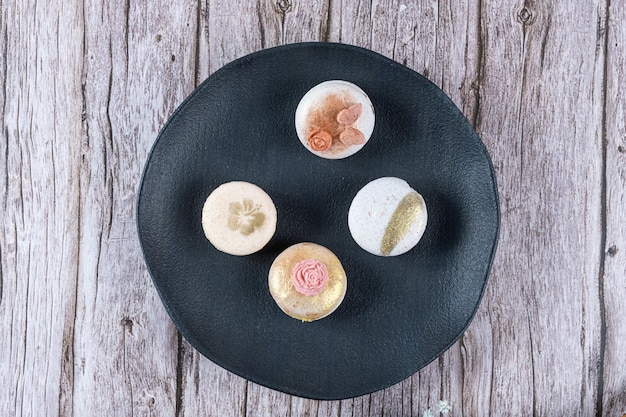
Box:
1;1;84;415
1;0;625;416
72;1;199;416
602;0;626;415
477;1;606;415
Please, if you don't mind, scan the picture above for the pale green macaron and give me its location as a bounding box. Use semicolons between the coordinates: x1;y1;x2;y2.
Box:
202;181;277;256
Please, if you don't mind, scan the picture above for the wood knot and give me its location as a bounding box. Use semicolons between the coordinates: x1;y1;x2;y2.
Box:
518;7;532;24
276;0;292;13
122;317;134;334
607;245;618;257
618;145;625;153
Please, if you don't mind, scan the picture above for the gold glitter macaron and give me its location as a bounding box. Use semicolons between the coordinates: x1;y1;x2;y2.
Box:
268;242;347;322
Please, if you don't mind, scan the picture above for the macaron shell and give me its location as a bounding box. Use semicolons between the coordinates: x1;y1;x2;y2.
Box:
348;177;427;256
295;80;375;159
202;181;277;256
268;243;347;321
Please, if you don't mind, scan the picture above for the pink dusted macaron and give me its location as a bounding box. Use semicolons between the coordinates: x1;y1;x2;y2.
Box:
295;80;375;159
268;242;347;322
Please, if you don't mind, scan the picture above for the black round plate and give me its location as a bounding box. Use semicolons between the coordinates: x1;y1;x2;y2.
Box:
137;43;499;400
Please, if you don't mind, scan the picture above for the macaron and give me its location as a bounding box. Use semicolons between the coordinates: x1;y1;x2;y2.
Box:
268;242;347;322
201;181;277;256
348;177;427;256
295;80;375;159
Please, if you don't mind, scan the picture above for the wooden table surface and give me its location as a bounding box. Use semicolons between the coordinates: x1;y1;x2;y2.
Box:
2;1;625;416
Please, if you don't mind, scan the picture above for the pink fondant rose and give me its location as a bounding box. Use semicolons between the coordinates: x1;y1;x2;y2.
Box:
291;259;329;296
307;129;333;151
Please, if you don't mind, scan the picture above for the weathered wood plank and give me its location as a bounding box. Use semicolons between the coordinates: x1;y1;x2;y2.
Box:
71;1;197;416
177;343;247;416
282;0;330;43
602;0;626;414
0;0;8;323
477;1;605;415
197;0;280;79
0;1;84;416
245;382;292;417
471;3;536;415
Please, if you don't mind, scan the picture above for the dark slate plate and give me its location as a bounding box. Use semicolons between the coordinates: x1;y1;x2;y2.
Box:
136;42;499;400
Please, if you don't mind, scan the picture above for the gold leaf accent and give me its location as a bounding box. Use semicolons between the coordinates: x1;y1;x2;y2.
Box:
380;192;423;256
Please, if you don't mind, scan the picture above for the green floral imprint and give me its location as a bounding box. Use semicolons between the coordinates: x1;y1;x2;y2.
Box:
228;199;265;235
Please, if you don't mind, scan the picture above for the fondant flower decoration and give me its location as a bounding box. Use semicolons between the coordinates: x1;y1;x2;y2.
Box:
336;103;365;146
228;199;265;236
422;410;434;417
307;129;333;151
337;103;362;126
291;259;329;296
339;127;366;145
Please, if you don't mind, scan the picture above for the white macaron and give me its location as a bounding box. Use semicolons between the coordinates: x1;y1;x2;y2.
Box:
348;177;427;256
